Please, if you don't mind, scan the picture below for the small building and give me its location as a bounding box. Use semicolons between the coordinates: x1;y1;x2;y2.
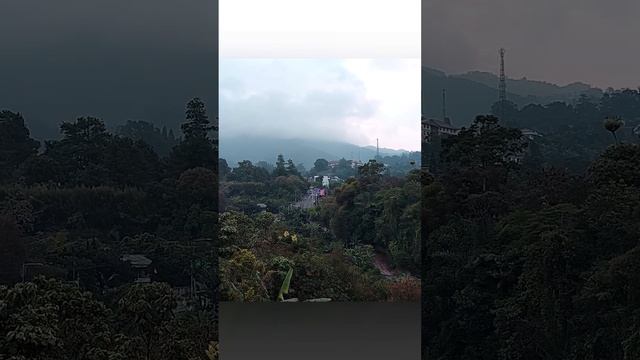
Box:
327;159;362;169
520;128;543;140
120;254;152;283
422;117;460;143
322;176;330;187
256;203;268;212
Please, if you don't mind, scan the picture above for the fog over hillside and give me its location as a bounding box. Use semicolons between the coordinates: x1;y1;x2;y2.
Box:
220;136;411;168
220;59;420;152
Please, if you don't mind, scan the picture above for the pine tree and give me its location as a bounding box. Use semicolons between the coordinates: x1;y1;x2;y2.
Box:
273;154;288;177
169;98;216;172
285;159;299;176
181;98;212;140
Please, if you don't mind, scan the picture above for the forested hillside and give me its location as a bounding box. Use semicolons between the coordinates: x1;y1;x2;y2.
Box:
422;66;603;128
0;99;219;359
423;106;640;359
218;154;421;302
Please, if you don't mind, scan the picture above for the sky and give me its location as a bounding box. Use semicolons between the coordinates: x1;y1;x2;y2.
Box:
220;59;421;151
0;0;217;140
220;0;420;58
423;0;640;89
219;0;420;151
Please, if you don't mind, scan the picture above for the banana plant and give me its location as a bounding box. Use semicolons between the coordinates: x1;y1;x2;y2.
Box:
277;267;293;301
205;341;218;360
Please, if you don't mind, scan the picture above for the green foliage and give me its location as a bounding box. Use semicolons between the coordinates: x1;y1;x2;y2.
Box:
117;120;179;157
219;248;269;302
118;283;176;360
442;114;525;192
277;267;293;301
604;116;625;144
0;111;39;182
0;100;218;359
318;169;421;272
28;117;162;187
171;98;216;172
313;158;329;173
0;277;125;360
424;117;640;359
218;191;401;301
182;98;213;141
273;154;288;177
589;143;640;187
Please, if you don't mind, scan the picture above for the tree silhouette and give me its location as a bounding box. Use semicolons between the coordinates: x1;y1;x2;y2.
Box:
604;116;624;144
182;98;212;140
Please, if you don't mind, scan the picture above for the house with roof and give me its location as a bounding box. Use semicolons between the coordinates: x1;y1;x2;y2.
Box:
120;254;153;283
422;117;460;143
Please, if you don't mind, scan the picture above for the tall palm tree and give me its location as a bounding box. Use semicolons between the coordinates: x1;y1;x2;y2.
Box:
604;117;624;144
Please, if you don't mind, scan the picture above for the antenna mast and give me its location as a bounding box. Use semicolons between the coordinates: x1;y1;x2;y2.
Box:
499;48;507;121
376;138;379;159
442;88;447;121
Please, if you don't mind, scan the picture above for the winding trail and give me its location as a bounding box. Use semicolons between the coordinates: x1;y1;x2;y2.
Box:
373;252;396;277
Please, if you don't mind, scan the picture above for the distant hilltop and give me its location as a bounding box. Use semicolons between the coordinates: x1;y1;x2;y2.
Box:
455;70;602;100
220;136;417;168
422;66;603;127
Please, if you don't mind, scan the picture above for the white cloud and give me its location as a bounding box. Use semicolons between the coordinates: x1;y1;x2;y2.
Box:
220;58;420;151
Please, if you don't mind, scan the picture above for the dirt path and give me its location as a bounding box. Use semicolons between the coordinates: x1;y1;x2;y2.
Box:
373;252;396;277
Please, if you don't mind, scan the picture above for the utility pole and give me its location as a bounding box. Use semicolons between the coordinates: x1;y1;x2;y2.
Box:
499;48;507;121
442;88;447;121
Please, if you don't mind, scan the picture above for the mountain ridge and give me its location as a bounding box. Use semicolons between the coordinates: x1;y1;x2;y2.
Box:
220;136;416;168
422;66;603;127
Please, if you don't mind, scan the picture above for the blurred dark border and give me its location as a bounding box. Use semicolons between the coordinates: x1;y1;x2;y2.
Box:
220;302;421;360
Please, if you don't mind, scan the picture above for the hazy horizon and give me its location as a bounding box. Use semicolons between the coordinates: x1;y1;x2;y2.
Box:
423;0;640;90
424;65;604;89
221;134;413;152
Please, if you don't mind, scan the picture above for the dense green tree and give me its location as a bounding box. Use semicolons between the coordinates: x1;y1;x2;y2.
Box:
117;120;179;157
423;105;640;359
118;283;177;360
218;158;231;180
39;117;162;187
0;105;218;360
227;160;270;183
171;98;216;172
0;277;126;360
313;158;329;173
285;159;300;176
182;98;212;140
0;215;25;284
589;143;640;187
442;115;525;192
0;111;40;181
273;154;288;177
357;160;385;184
604;117;625;144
